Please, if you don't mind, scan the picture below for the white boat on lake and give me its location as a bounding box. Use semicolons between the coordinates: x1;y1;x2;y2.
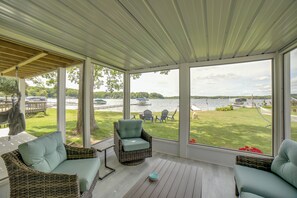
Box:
94;98;107;105
136;98;151;106
230;98;248;107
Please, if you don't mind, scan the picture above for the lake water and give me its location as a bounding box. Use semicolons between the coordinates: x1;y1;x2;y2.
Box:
47;98;272;113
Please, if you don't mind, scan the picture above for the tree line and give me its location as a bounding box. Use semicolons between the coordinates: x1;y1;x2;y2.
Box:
3;85;273;100
25;86;165;99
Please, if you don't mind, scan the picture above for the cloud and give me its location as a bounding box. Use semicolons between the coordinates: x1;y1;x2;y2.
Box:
194;73;237;81
257;76;269;80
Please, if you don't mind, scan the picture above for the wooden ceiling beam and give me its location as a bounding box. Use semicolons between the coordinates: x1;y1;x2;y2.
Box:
1;51;76;68
27;61;61;69
0;64;12;69
18;67;43;72
0;39;80;78
44;54;75;64
0;59;19;65
5;71;30;76
35;58;67;67
25;63;55;70
1;56;25;63
0;65;9;69
0;48;33;59
0;40;39;55
1;41;80;63
0;52;48;75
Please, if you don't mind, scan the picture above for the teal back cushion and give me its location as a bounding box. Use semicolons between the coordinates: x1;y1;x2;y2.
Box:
18;131;67;173
118;120;143;139
271;139;297;188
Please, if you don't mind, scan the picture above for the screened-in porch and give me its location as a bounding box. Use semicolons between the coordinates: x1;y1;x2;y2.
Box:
1;0;297;197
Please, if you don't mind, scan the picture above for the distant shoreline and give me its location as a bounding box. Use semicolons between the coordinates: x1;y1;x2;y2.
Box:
44;98;272;112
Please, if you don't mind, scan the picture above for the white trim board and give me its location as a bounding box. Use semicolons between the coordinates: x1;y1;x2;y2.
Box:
128;53;275;73
91;58;126;73
188;53;275;68
152;138;272;168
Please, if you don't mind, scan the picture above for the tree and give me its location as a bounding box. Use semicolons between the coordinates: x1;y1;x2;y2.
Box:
149;92;164;99
27;65;169;134
67;65;122;133
66;88;78;97
0;77;18;103
0;77;18;96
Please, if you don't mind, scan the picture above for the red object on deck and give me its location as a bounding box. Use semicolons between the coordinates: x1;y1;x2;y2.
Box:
239;146;263;154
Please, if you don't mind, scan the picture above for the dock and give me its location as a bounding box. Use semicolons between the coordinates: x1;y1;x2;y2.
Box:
0;101;47;115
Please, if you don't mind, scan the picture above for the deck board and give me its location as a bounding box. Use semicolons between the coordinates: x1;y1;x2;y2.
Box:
93;139;236;198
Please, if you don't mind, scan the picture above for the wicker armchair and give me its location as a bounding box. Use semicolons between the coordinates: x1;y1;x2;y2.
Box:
114;121;152;165
1;145;98;198
235;155;273;196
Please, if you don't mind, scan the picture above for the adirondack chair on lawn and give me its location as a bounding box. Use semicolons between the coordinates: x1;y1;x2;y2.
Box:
155;109;169;122
167;109;177;121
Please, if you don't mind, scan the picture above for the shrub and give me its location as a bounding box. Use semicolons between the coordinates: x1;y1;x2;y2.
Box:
216;105;233;111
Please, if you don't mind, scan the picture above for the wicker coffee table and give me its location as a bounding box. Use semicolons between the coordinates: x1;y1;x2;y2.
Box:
124;159;203;198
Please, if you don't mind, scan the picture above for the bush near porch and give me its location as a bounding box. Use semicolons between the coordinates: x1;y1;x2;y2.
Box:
21;108;297;156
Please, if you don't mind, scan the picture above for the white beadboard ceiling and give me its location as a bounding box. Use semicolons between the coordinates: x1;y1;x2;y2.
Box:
1;0;297;71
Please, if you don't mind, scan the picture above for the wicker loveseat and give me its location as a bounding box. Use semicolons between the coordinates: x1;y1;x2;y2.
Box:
114;120;152;165
1;131;100;198
234;139;297;198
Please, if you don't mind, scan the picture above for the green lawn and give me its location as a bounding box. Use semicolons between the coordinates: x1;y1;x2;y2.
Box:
291;122;297;141
25;109;179;146
190;108;272;155
23;108;296;155
26;109;123;146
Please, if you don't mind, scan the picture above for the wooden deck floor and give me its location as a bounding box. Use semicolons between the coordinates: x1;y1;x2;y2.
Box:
93;142;236;198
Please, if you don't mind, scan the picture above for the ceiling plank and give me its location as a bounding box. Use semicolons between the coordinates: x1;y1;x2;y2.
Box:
0;52;48;75
43;54;75;64
25;63;58;70
0;48;33;58
1;55;25;63
0;40;40;54
0;59;19;65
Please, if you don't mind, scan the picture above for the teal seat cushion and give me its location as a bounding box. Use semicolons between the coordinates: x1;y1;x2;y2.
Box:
240;192;264;198
118;120;142;139
52;157;100;192
271;139;297;188
18;131;67;173
122;138;150;152
234;165;297;198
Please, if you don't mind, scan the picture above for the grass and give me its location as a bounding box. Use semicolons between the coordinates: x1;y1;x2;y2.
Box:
23;108;297;155
26;109;123;146
190;108;272;155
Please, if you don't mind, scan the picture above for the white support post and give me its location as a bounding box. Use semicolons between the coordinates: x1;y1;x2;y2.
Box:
283;52;291;140
57;67;66;143
124;71;130;119
179;64;190;158
19;78;26;114
273;52;284;156
83;57;92;148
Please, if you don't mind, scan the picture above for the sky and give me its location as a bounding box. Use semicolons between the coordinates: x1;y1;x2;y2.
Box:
130;70;179;97
27;54;297;97
131;60;272;97
190;60;272;97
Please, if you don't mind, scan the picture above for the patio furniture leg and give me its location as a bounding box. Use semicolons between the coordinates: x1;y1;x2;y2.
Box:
99;149;115;180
